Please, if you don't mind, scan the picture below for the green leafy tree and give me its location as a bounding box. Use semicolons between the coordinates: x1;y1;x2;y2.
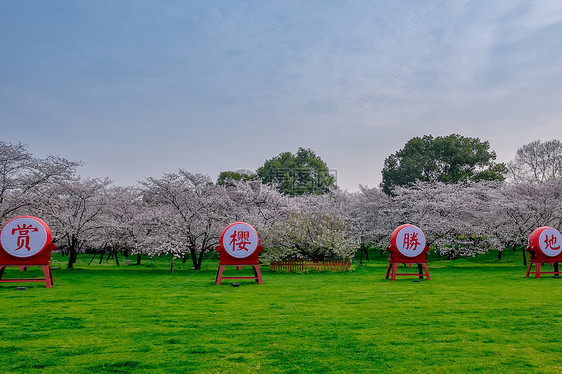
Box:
381;134;506;195
257;147;336;195
216;170;256;186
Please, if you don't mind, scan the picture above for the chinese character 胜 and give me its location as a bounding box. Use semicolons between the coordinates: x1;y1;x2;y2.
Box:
403;232;421;252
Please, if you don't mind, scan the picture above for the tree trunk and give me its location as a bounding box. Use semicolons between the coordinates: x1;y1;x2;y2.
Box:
418;263;424;279
170;259;174;274
522;246;527;267
67;247;78;269
498;250;502;260
99;252;104;264
196;248;206;270
136;253;142;265
114;252;120;266
189;247;202;270
360;243;364;266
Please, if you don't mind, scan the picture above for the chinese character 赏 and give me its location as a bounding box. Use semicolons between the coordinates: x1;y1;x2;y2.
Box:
11;224;39;251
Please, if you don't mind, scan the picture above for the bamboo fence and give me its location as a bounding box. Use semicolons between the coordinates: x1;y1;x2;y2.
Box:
270;259;352;272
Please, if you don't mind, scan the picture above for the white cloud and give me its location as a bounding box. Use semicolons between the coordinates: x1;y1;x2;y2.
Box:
524;0;562;30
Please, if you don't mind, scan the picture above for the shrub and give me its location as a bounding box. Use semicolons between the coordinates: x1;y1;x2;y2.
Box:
262;211;358;262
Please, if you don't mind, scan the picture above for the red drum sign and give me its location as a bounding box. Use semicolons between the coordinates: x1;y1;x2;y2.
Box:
219;222;259;259
529;226;562;258
390;224;426;258
0;216;51;259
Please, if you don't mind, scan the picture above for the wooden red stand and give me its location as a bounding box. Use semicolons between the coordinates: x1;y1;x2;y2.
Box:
526;227;562;279
0;254;55;288
385;224;430;281
525;259;561;279
214;256;264;285
215;222;264;285
0;216;56;288
385;246;430;281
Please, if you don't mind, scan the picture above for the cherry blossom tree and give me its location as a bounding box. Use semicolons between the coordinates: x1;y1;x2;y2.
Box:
141;170;233;270
263;192;358;262
343;186;393;259
35;177;112;268
380;179;562;260
96;185;156;265
0;140;79;220
224;180;295;246
497;180;562;248
390;181;504;259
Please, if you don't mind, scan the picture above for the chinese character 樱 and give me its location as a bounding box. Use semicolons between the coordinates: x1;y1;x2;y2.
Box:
229;230;251;252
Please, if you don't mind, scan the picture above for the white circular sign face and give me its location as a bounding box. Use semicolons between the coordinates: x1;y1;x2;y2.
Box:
0;217;49;258
221;222;259;259
538;227;562;257
395;225;426;258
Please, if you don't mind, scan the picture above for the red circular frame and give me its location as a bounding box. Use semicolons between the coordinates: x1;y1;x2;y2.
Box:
528;226;562;258
219;222;259;259
390;224;426;258
0;215;52;259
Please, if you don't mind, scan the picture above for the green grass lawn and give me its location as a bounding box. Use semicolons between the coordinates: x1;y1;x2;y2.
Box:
1;249;561;373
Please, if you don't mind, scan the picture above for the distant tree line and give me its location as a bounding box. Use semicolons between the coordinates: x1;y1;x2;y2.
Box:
1;136;561;269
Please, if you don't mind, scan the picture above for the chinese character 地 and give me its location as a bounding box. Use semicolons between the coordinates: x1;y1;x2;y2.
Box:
544;235;561;251
11;224;39;251
229;230;251;252
403;232;421;252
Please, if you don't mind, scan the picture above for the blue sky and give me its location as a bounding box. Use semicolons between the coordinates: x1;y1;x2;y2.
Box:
2;0;562;190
